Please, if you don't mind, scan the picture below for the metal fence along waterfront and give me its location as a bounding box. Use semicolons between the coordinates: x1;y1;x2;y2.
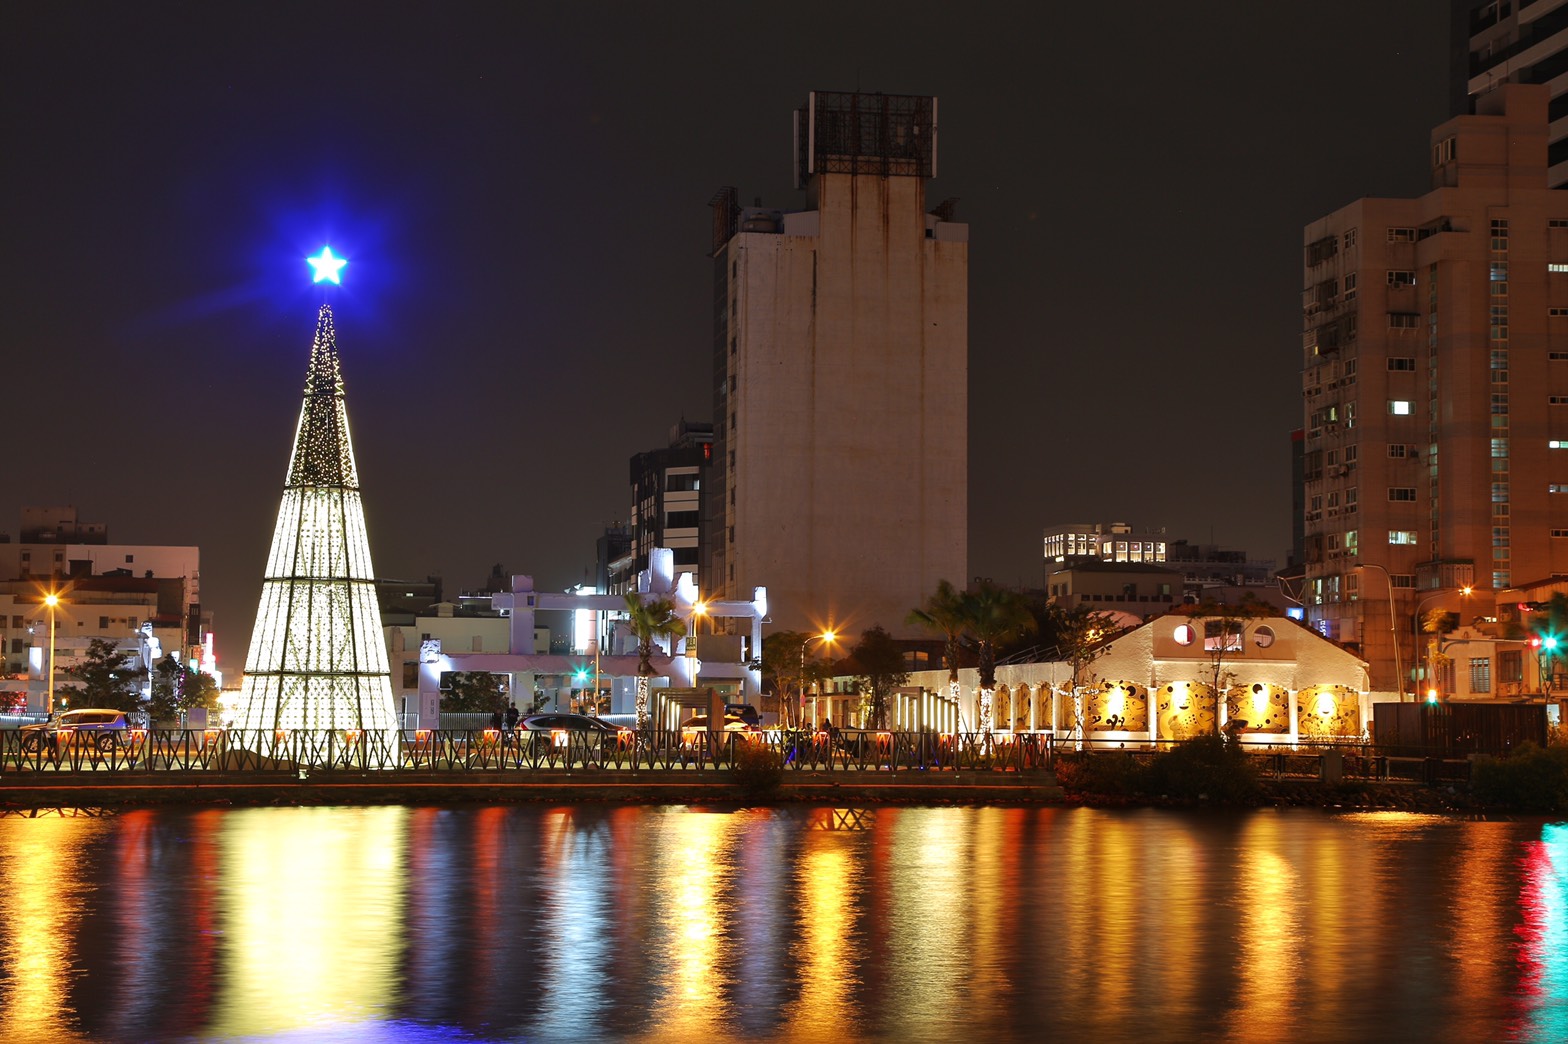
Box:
0;726;1474;783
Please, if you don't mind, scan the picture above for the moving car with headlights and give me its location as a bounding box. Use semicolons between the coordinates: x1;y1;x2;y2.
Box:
18;708;131;754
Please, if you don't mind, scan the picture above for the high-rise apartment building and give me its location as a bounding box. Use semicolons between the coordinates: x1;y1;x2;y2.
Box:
1300;84;1568;692
629;420;711;591
1455;0;1568;186
702;91;968;636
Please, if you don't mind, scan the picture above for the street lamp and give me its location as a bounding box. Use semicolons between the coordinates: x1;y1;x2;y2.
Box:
43;592;60;716
1359;564;1404;700
1414;585;1472;701
688;600;708;694
800;631;837;727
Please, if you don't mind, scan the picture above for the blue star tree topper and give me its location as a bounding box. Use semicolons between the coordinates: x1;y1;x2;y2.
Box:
307;246;347;284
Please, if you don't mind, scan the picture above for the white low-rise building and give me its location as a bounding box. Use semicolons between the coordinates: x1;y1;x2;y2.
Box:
902;613;1372;744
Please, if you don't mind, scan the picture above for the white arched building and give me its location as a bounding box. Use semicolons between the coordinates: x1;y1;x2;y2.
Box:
906;613;1373;745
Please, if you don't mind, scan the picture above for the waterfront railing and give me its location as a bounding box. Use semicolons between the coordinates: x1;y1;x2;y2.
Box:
0;726;1475;782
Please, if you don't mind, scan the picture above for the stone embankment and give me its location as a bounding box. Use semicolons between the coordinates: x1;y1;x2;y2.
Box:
0;770;1065;810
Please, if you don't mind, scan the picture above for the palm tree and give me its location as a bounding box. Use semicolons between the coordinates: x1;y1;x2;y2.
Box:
908;580;968;712
624;592;684;731
962;581;1036;734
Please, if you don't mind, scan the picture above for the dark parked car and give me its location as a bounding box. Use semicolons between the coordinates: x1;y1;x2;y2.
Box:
725;703;762;728
520;713;634;754
19;708;131;754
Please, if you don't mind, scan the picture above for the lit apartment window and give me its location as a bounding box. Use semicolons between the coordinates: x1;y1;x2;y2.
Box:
1469;659;1492;694
1389;400;1412;415
1550;264;1568;274
1388;531;1418;545
1551;440;1568;450
1550;485;1568;494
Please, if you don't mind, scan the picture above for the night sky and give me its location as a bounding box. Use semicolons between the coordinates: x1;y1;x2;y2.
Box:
3;3;1452;669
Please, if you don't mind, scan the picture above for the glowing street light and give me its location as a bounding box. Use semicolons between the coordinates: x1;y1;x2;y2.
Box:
800;630;837;727
307;246;347;284
688;600;708;693
43;592;60;716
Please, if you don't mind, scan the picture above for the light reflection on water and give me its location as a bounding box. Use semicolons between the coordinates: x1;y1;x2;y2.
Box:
0;805;1566;1042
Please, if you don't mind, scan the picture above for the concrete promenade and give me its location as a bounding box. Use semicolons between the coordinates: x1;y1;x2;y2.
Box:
0;769;1064;810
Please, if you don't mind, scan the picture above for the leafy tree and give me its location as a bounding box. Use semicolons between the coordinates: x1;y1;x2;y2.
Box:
907;579;969;708
440;671;508;714
625;592;684;730
760;629;806;724
1042;603;1120;740
58;638;142;712
962;581;1036;733
845;626;908;729
147;654;222;724
1527;593;1568;694
1419;607;1456;699
1190;595;1272;735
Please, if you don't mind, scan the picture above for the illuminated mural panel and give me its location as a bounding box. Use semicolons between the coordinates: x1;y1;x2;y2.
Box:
1226;683;1290;735
1088;680;1147;733
1296;684;1361;738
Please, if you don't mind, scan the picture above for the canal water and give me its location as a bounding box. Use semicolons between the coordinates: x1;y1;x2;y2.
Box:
0;804;1564;1043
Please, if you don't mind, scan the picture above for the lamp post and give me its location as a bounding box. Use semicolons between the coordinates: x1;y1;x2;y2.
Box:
43;592;60;716
1413;585;1472;701
688;600;707;697
1359;565;1404;700
800;631;837;727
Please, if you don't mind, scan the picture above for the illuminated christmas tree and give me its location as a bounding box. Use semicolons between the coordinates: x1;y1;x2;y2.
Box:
231;293;399;745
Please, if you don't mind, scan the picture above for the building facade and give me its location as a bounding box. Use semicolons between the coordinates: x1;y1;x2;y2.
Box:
1456;0;1568;186
1043;521;1168;566
629;421;710;591
703;90;968;637
1300;84;1568;692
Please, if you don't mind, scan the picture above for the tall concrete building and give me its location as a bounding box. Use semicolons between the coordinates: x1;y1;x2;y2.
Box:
703;91;968;636
1300;84;1568;693
1455;0;1568;186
